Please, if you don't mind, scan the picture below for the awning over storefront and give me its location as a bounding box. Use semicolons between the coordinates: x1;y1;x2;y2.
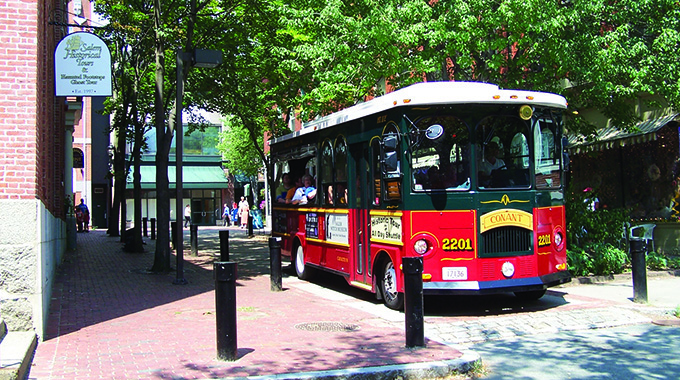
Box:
126;165;229;189
567;114;679;154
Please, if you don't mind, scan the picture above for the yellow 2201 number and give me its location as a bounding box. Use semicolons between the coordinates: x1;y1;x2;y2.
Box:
442;238;473;251
537;234;551;247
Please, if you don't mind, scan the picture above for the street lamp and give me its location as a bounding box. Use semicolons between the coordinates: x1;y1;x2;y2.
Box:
174;48;222;285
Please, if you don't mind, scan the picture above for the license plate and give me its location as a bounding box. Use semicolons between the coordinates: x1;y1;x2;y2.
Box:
442;267;467;280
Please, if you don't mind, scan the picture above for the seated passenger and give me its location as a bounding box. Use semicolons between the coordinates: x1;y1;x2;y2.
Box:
337;183;347;204
479;141;506;186
291;174;317;205
326;185;334;205
441;163;458;188
284;176;302;204
427;166;444;189
276;173;294;203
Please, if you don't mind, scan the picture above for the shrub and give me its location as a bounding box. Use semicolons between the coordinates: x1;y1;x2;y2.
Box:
567;243;628;276
566;185;630;249
647;252;668;271
588;243;628;275
668;257;680;269
567;248;593;277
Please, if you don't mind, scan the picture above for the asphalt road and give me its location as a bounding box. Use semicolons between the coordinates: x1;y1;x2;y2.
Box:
471;323;680;380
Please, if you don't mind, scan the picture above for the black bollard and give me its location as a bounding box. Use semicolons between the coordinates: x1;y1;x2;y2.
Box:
150;218;156;240
630;239;648;303
247;213;254;237
190;224;198;256
269;237;282;292
403;256;425;348
214;261;238;361
142;217;148;237
170;221;177;250
219;230;230;261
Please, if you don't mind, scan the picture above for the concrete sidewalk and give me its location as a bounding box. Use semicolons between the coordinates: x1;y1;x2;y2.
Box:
28;227;476;380
557;270;680;310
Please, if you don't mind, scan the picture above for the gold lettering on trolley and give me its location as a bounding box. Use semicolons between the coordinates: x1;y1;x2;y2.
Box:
480;194;530;206
480;209;533;233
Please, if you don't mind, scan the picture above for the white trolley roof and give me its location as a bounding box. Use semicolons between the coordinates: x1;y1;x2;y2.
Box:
270;81;567;145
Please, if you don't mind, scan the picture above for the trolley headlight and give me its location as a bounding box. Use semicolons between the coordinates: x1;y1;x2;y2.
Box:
501;261;515;278
413;239;429;255
553;227;565;251
554;231;563;247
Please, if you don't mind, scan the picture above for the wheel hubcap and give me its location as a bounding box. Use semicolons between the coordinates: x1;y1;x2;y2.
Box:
383;263;397;301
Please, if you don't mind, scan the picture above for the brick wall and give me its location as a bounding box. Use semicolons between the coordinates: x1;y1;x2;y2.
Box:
0;0;67;217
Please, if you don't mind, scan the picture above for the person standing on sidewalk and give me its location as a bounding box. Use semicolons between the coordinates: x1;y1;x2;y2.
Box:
222;203;231;226
238;196;249;229
184;204;191;228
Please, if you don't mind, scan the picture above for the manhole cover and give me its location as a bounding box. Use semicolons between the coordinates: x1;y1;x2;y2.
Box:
652;319;680;327
294;322;361;332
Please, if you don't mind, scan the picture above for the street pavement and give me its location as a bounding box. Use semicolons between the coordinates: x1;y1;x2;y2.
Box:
471;323;680;380
27;226;680;379
464;274;680;380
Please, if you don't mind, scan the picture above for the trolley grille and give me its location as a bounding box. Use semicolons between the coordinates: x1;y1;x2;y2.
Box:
481;226;532;256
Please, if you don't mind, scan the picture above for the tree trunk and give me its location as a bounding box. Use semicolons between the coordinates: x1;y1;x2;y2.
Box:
107;113;126;237
150;0;171;273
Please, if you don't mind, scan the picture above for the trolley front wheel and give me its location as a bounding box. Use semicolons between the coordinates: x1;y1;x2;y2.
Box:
380;259;404;310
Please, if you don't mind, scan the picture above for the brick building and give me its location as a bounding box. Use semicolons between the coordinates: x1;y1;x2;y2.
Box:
0;0;76;338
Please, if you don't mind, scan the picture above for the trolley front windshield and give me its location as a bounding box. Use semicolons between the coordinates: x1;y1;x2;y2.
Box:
408;106;563;191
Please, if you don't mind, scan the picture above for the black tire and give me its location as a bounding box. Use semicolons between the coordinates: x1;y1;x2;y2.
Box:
514;289;546;301
294;244;311;280
380;259;404;310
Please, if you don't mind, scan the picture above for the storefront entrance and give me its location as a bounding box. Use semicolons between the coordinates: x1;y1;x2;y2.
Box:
190;189;220;226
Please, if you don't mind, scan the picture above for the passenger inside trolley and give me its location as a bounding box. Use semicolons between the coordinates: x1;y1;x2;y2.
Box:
479;141;507;187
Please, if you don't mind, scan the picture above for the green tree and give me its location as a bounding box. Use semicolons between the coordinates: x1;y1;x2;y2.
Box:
563;0;680;132
95;0;158;254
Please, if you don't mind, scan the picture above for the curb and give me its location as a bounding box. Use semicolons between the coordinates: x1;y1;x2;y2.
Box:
224;350;481;380
560;269;680;286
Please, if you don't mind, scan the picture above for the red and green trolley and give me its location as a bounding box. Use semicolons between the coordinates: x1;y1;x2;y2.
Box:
269;81;570;309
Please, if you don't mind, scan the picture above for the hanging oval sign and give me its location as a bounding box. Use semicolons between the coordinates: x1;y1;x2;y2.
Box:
55;32;112;97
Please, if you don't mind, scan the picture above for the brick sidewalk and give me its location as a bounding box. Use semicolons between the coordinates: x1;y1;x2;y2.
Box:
29;228;468;380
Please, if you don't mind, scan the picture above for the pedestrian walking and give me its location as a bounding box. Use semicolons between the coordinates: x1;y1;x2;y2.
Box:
184;204;191;228
222;203;231;226
75;199;90;232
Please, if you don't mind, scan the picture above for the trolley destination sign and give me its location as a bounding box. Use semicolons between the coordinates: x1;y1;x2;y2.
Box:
54;32;112;97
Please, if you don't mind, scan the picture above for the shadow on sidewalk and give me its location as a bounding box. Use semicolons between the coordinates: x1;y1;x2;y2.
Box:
44;228;272;341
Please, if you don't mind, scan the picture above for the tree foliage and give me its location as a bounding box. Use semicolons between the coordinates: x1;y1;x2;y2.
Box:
563;0;680;132
94;0;680;266
208;0;680;156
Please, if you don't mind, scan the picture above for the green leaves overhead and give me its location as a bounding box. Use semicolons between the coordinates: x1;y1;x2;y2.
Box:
98;0;680;165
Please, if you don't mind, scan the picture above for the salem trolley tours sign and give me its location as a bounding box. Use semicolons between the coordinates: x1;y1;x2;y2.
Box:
54;32;112;97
